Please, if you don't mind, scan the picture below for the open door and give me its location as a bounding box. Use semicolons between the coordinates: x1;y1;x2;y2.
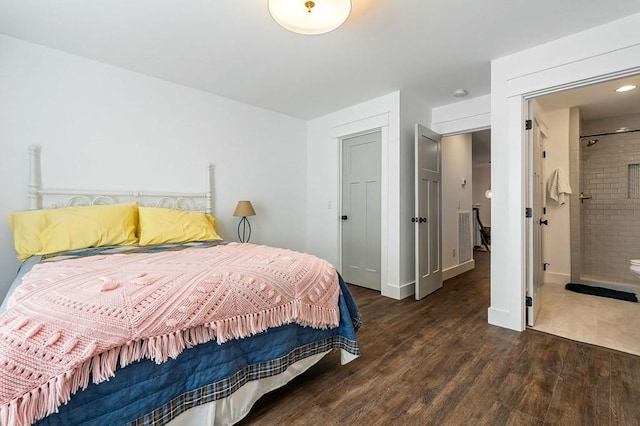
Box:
526;101;547;326
415;124;442;300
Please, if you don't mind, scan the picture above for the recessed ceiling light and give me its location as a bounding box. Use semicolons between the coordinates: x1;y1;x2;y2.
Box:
453;89;468;98
615;85;637;93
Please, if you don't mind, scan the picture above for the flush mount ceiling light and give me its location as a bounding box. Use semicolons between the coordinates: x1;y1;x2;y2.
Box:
268;0;352;35
615;84;637;93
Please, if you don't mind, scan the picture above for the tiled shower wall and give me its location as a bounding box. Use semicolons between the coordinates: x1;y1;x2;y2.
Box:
580;114;640;284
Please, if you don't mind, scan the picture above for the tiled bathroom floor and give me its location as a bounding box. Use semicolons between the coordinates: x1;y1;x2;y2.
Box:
531;282;640;356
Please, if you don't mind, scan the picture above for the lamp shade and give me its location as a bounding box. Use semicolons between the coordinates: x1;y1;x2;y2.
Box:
268;0;351;35
233;201;256;217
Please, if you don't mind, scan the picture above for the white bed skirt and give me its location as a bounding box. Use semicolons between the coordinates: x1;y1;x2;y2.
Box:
167;350;330;426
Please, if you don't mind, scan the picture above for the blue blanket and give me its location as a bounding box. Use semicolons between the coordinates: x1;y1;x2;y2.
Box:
26;245;360;426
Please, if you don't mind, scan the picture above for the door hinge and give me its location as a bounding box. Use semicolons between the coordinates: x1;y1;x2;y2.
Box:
526;296;532;307
543;207;546;215
525;119;532;130
525;207;532;218
543;151;546;158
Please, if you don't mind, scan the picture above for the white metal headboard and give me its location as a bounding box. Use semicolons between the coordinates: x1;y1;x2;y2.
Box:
28;145;213;213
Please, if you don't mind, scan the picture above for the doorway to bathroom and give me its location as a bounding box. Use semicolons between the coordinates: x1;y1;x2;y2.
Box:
526;73;640;355
571;117;640;291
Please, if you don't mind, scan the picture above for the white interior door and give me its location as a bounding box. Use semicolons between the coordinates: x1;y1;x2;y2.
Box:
415;124;442;300
341;132;381;290
526;102;546;326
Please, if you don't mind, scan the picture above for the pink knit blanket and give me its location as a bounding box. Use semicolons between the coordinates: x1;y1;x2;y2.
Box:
0;243;339;425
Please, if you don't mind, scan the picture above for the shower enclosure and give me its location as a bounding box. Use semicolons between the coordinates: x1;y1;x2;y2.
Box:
570;110;640;291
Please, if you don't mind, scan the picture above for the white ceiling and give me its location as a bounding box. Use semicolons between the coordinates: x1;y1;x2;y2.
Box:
2;1;640;120
535;75;640;121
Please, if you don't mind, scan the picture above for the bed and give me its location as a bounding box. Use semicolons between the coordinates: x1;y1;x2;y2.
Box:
0;146;360;426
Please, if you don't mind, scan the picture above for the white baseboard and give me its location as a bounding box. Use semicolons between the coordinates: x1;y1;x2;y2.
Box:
488;307;523;331
384;260;476;300
382;281;415;300
443;259;475;281
398;281;415;299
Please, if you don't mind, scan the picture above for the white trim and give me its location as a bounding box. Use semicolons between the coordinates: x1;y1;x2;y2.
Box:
380;125;390;297
398;281;415;299
334;115;389;296
382;281;415;300
443;259;475;281
506;52;640;99
331;112;389;139
432;113;491;136
487;307;511;326
431;94;491;135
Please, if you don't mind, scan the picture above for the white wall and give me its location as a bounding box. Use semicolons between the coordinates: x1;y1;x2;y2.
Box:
490;13;640;331
0;35;308;300
472;164;491;227
441;134;473;273
539;108;571;284
400;90;432;286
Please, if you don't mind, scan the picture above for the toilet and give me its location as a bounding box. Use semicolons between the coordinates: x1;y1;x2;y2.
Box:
631;260;640;279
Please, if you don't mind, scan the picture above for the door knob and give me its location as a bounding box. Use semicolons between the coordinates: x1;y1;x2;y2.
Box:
539;219;548;226
419;217;427;223
341;215;348;220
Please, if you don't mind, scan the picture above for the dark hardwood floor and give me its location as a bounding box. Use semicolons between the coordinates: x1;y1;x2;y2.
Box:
239;251;640;425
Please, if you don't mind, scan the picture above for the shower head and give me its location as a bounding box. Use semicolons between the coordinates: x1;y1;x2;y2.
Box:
586;139;599;147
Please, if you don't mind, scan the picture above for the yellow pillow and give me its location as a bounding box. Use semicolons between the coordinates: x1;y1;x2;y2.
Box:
6;203;138;260
138;206;222;246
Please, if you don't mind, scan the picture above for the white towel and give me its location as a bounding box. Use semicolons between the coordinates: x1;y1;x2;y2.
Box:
547;168;572;205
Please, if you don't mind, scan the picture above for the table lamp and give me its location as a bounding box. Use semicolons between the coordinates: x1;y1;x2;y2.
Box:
233;201;256;243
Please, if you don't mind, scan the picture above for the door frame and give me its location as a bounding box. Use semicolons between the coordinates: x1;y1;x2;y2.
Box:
333;115;389;294
516;71;640;329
